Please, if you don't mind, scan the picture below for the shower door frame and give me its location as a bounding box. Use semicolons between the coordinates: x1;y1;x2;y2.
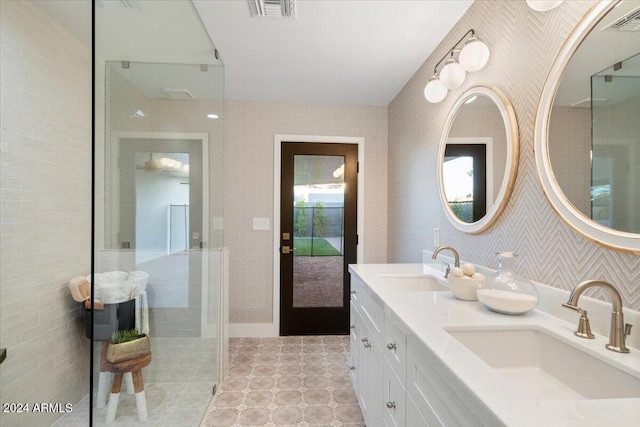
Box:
106;131;215;338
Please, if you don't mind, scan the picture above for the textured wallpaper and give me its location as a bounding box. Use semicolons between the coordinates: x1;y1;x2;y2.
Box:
548;106;591;216
388;0;640;311
224;101;388;324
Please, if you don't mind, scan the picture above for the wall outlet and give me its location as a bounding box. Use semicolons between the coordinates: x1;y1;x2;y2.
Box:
433;228;440;247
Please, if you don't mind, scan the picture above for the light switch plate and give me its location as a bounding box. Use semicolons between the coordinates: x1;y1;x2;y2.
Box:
253;218;270;230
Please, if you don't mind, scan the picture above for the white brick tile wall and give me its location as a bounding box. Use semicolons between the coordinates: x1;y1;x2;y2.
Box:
1;1;91;425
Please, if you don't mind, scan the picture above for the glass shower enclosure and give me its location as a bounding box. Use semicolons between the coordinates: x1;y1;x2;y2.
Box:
590;53;640;233
88;2;225;426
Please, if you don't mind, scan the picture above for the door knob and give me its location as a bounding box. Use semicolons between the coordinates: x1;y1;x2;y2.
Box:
387;343;396;351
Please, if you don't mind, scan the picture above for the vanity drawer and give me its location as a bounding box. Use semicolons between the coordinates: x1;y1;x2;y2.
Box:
350;301;359;343
350;275;364;308
347;350;357;389
407;393;436;427
407;345;481;427
384;311;407;384
382;358;406;427
357;284;384;347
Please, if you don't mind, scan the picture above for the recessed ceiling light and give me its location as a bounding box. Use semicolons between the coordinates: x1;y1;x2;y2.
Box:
207;114;219;119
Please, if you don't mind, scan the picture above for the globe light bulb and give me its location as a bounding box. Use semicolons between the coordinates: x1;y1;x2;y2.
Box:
526;0;564;12
439;57;466;90
459;37;490;72
424;75;447;103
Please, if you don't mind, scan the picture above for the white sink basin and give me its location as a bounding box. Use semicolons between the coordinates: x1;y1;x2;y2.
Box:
377;274;448;292
446;326;640;400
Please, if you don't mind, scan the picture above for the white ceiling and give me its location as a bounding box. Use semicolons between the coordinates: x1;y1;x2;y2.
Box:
33;0;473;106
193;0;473;105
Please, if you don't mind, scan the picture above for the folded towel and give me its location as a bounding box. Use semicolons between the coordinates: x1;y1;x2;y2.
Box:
87;271;145;304
135;291;150;335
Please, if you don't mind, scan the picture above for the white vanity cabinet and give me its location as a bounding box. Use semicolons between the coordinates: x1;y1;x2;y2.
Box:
350;276;384;427
349;271;487;427
382;358;406;427
406;338;482;427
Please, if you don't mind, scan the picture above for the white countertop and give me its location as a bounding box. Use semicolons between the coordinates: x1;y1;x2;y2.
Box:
349;263;640;427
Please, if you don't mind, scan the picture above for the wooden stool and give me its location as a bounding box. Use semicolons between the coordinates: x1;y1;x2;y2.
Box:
97;342;135;409
104;351;152;423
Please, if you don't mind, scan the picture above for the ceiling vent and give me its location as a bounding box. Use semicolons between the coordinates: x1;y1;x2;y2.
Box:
248;0;295;18
604;6;640;32
163;89;194;100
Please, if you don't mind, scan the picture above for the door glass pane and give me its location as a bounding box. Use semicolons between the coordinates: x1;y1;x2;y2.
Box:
293;155;345;308
444;155;474;222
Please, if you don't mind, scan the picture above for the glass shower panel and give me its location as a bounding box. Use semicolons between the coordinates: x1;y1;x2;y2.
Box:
591;70;640;233
87;3;225;426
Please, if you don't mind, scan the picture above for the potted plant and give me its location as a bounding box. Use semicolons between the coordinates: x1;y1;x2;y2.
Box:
106;329;150;364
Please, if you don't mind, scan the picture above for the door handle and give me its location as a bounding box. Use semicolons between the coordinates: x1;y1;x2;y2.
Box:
281;246;296;254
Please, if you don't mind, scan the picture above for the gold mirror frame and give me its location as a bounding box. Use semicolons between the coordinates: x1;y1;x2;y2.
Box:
437;85;519;234
534;0;640;255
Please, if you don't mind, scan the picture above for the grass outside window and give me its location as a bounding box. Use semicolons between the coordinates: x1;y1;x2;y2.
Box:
293;237;340;256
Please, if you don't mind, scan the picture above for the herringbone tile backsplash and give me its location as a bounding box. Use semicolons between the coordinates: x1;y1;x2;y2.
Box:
389;0;640;311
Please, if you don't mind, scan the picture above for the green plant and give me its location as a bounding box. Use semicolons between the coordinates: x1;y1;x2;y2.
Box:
313;200;328;237
111;329;143;344
294;199;307;236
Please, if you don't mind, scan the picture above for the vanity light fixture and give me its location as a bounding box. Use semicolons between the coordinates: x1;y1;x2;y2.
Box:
440;53;466;89
424;29;490;103
526;0;564;12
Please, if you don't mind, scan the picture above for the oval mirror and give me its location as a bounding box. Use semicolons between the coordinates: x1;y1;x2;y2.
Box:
535;0;640;253
437;85;519;234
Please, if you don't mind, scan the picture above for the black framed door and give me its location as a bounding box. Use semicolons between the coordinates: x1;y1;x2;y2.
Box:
444;143;487;222
280;142;358;335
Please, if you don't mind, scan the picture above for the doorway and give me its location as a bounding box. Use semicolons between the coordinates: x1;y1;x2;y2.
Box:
280;142;358;335
444;143;487;222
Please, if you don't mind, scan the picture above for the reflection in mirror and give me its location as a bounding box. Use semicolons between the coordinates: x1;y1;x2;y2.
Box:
549;1;640;234
444;147;486;222
438;86;518;234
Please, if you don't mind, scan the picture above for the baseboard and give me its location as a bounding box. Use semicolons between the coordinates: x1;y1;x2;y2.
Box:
229;323;278;338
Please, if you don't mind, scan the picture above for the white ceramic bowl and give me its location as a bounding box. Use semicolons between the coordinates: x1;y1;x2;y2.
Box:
447;276;482;301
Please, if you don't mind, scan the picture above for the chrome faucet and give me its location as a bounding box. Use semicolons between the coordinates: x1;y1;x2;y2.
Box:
563;280;632;353
431;246;460;278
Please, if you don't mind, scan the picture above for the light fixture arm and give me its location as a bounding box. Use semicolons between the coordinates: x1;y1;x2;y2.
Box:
432;29;476;74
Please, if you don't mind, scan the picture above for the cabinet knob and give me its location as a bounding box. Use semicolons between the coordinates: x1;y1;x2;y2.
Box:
349;365;356;370
350;290;357;295
350;324;356;329
387;343;396;351
386;401;396;409
364;342;371;349
361;337;369;343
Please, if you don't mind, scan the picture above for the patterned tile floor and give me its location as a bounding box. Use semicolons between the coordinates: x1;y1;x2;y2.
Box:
200;336;364;427
53;337;217;426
